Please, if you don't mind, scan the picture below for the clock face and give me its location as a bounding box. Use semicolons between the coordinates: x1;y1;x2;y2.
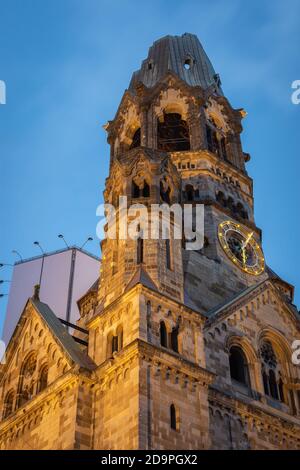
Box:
218;220;265;275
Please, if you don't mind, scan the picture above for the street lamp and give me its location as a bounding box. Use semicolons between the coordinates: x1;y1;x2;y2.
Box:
0;294;8;298
0;280;10;284
34;241;46;287
33;241;45;255
0;263;13;268
80;237;93;250
12;249;23;261
58;234;69;249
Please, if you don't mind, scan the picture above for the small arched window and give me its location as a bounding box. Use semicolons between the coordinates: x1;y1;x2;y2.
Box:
143;181;150;197
160;181;171;204
17;353;37;407
129;128;141;149
137;233;144;264
166;238;172;270
206;125;219;155
229;346;249;387
170;326;179;353
116;325;123;351
269;369;279;400
2;390;14;420
216;191;226;207
160;321;168;348
185;184;194;201
37;365;48;393
170;404;179;431
132;180;150;199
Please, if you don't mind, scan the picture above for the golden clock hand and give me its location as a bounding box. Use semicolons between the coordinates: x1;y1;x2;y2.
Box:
241;232;253;250
242;247;247;266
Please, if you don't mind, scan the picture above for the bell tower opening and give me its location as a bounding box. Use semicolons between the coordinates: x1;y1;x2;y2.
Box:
157;113;190;152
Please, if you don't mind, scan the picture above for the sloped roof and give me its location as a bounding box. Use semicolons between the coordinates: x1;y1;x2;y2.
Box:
129;33;223;95
206;279;300;327
30;298;96;370
125;266;158;293
207;280;266;320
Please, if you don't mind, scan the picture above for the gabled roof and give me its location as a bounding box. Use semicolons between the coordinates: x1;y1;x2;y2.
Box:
2;296;96;377
124;266;158;293
31;298;96;370
205;279;300;328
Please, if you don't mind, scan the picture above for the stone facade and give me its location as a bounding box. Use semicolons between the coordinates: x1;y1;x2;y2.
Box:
0;33;299;450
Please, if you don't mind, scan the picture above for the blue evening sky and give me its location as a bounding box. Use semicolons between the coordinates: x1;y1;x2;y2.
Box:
0;0;299;335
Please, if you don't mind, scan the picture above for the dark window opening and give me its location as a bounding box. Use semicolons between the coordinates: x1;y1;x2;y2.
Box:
2;391;14;420
220;137;228;161
132;181;140;198
160;181;171;204
171;327;179;353
129;128;141;150
158;113;190;152
160;321;168;348
278;378;285;403
132;180;150;199
37;365;48;394
289;390;297;415
216;191;226;207
143;181;150;197
137;235;144;264
112;336;118;354
206;125;219;155
170;404;178;430
269;369;279;400
185;184;194;201
262;370;269;395
229;346;249;386
166;239;171;270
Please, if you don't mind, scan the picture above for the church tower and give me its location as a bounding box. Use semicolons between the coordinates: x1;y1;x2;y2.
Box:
99;32;267;316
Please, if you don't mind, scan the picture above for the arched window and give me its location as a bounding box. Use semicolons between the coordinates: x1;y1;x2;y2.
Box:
106;333;114;359
166;238;172;270
262;369;269;395
132;180;150;199
185;184;194;201
17;353;37;407
160;181;171;204
129;128;141;149
229;346;249;386
206;125;219;155
227;197;234;210
220;137;228;161
37;365;48;394
160;321;168;348
107;327;123;359
236;202;248;220
216;191;226;207
142;181;150;197
116;325;123;351
170;404;179;431
158;113;190;152
2;390;14;420
278;377;284;403
260;340;285;403
269;369;279;400
170;326;179;353
137;234;144;264
132;181;140;198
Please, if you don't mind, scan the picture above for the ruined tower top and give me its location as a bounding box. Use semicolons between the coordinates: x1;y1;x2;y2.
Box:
129;32;223;95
